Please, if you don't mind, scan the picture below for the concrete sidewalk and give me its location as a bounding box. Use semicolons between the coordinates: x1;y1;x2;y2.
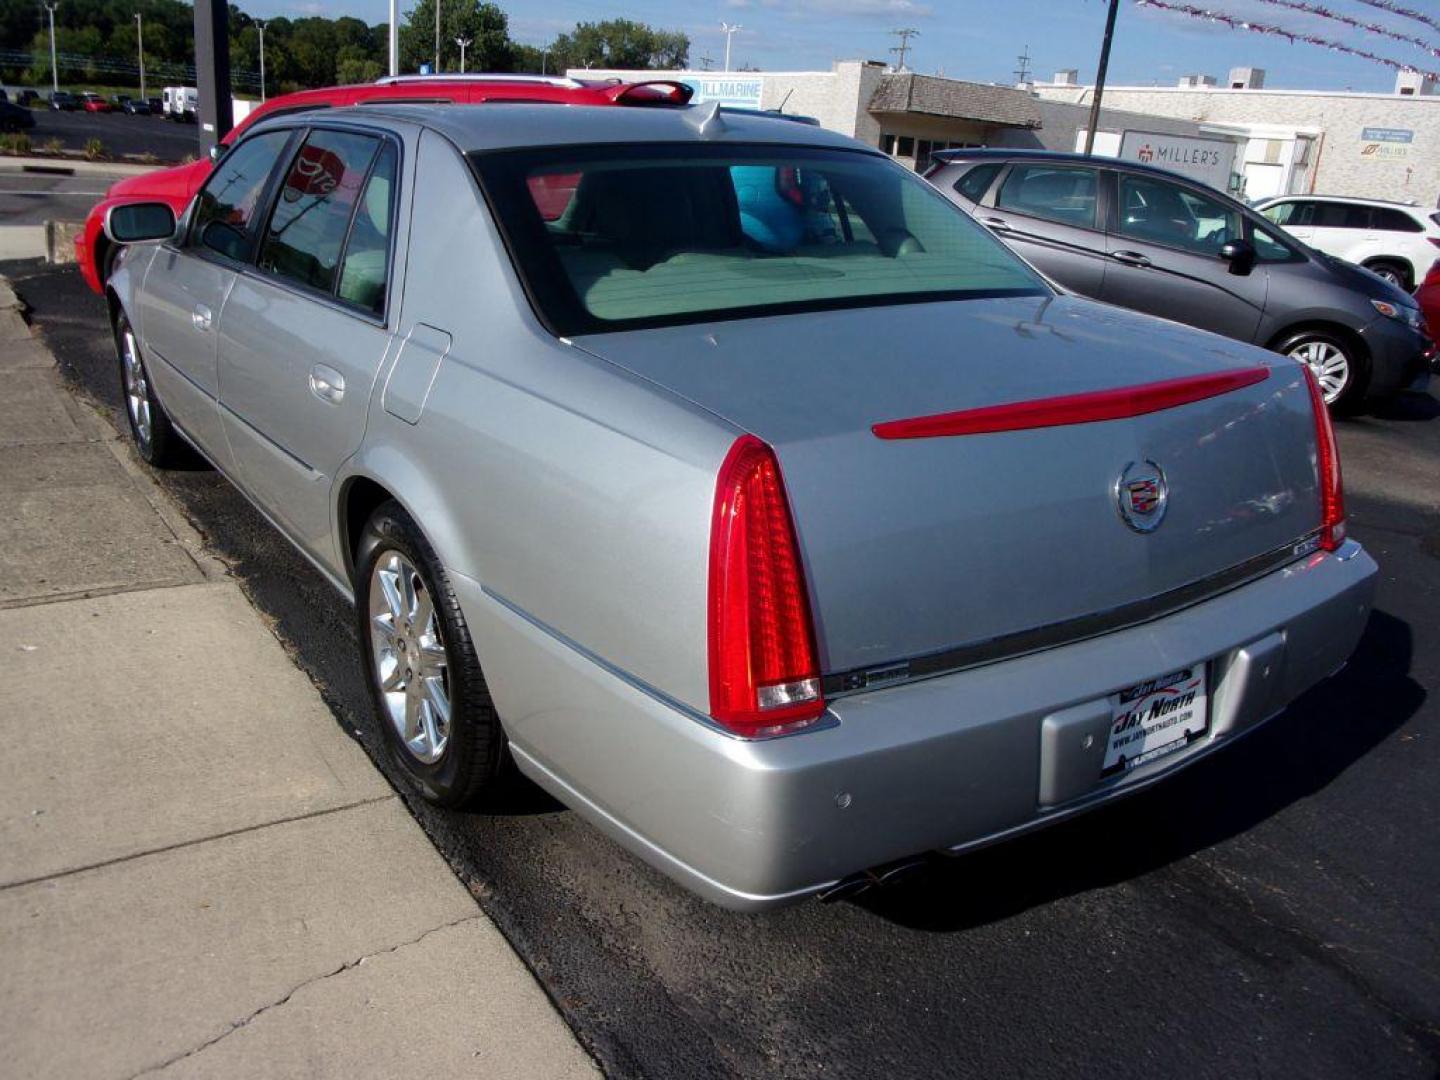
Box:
0;284;597;1078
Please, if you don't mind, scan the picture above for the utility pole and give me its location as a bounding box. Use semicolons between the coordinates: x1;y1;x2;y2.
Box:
388;0;398;75
1083;0;1119;155
44;3;59;96
541;46;548;75
434;0;441;73
455;36;470;73
134;11;145;100
256;20;266;101
698;53;714;71
1014;44;1031;86
720;22;740;73
193;0;233;153
890;27;918;72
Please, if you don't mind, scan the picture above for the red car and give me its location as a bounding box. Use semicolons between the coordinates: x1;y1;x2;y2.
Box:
81;93;112;113
1417;260;1440;365
77;75;690;293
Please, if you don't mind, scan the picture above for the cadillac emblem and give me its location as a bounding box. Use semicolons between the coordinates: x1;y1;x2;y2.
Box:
1116;461;1168;533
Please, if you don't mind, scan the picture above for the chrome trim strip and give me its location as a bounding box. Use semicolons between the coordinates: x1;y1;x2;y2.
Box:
825;533;1321;697
479;585;838;740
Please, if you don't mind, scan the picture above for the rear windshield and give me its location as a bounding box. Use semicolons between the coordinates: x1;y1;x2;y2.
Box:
472;143;1046;335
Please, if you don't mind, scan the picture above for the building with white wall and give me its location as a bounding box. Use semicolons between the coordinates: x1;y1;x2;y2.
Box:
1033;70;1439;205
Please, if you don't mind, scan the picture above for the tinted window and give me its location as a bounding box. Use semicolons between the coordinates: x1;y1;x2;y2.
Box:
996;165;1098;229
1372;207;1422;233
258;129;381;296
191;130;292;262
1313;202;1370;229
474;144;1045;334
953;163;1002;204
1117;174;1241;256
337;142;399;315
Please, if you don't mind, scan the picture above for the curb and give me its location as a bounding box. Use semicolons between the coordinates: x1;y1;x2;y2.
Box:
0;221;83;264
0;157;170;177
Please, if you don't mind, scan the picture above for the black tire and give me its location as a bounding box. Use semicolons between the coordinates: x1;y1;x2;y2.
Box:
113;309;185;465
1273;327;1369;415
355;500;505;807
1362;259;1412;293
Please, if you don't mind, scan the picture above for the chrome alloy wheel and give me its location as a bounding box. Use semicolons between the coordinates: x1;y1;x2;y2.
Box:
368;551;451;764
1288;339;1350;404
121;328;152;449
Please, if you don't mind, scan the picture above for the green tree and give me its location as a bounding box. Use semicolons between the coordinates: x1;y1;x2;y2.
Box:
548;19;688;72
399;0;510;73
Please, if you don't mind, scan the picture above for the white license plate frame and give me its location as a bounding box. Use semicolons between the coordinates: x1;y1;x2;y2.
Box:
1102;666;1209;777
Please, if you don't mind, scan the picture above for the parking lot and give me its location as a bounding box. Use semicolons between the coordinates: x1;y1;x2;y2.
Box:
2;250;1435;1079
4;104;201;162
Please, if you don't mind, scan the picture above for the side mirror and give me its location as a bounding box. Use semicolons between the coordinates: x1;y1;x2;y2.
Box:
103;202;177;244
1220;238;1256;276
209;143;223;163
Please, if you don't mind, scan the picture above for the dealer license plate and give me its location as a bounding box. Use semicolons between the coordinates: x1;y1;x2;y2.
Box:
1102;666;1208;776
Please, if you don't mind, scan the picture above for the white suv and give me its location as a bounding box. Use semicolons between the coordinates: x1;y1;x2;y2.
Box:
1254;195;1440;292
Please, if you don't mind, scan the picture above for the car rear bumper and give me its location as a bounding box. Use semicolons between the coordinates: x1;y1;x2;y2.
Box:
459;541;1377;911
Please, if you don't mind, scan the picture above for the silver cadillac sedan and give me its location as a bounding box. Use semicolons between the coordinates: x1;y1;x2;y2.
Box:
103;102;1377;910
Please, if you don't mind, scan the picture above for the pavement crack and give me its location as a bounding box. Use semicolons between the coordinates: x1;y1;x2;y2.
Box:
125;913;485;1078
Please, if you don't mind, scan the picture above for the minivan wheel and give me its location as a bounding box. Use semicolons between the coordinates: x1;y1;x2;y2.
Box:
1276;329;1367;413
356;500;505;807
114;310;183;466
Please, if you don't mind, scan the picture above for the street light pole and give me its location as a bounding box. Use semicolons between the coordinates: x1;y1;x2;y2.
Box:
134;12;145;101
433;0;441;73
44;3;59;96
256;20;266;102
387;0;398;76
720;21;741;73
455;37;470;73
1083;0;1120;156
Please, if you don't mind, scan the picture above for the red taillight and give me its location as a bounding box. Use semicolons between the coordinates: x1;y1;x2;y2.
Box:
1301;365;1346;552
708;435;824;737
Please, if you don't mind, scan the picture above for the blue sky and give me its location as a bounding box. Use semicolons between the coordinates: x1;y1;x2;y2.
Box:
256;0;1438;93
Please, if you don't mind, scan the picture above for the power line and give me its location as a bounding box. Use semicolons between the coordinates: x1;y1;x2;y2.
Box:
890;27;918;71
1014;44;1032;84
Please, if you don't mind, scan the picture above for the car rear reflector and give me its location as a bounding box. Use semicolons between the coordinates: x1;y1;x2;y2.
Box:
871;367;1271;440
1301;364;1346;552
708;435;825;737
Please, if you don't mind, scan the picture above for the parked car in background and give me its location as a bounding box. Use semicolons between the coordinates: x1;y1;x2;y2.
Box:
0;100;36;131
81;93;112;113
161;86;198;121
0;88;8;103
49;91;78;111
927;149;1432;411
1254;194;1440;292
145;96;162;114
1417;261;1440;361
101;103;1376;909
18;90;40;106
121;98;151;115
111;94;131;109
75;75;692;293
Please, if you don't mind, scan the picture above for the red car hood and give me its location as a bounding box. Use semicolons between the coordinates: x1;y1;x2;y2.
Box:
109;158;212;203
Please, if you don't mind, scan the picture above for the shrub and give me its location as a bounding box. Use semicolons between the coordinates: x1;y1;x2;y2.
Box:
0;132;34;155
83;137;104;161
42;137;63;155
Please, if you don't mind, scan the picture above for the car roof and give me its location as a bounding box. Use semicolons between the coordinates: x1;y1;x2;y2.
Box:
1254;193;1424;211
931;147;1216;188
281;102;875;154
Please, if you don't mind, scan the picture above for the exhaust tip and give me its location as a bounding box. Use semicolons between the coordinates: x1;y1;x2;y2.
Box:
816;856;932;903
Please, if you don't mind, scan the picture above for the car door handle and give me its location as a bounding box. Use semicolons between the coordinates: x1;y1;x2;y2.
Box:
982;216;1012;232
191;304;212;331
309;364;345;404
1110;250;1152;268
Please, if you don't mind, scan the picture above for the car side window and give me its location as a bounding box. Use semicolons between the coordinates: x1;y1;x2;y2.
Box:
1252;223;1299;263
1261;201;1297;226
337;142;399;315
1116;174;1241;256
258;129;382;297
996;164;1098;229
1372;207;1422;233
953;163;1002;204
1313;203;1369;229
190;130;293;262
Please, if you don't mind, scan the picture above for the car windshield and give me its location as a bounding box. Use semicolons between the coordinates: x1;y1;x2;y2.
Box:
472;142;1046;334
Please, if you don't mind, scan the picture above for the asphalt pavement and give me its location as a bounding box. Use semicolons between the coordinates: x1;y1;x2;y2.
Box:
0;169;126;229
5;256;1438;1079
9;106;201;162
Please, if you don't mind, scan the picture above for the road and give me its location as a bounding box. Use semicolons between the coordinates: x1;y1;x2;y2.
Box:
9;106;200;162
0;168;130;228
4;253;1438;1079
